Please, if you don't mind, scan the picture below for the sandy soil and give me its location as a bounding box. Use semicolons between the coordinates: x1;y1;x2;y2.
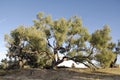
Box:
0;68;120;80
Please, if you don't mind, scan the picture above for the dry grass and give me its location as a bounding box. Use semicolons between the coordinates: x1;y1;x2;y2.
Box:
0;68;120;80
96;68;120;75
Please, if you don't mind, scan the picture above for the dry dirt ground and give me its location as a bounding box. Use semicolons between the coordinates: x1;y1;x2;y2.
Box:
0;68;120;80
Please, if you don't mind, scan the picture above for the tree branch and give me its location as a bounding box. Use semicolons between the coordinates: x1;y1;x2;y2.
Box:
87;46;94;58
47;38;54;49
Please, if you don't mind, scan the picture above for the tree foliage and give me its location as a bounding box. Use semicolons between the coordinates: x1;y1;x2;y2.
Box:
4;12;117;69
89;26;116;68
95;49;115;68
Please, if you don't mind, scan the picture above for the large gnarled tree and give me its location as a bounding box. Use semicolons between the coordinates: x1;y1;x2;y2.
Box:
4;12;116;69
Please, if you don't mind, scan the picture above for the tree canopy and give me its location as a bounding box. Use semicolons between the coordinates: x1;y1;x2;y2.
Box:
3;12;117;69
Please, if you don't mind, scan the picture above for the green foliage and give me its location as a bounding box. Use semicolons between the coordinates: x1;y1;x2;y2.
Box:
36;53;53;68
90;25;111;49
50;18;69;46
107;42;116;50
89;25;117;68
95;49;116;68
26;27;47;51
67;49;77;57
4;26;50;68
0;59;8;69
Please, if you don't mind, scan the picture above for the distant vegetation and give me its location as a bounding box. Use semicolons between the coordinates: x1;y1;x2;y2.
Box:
1;12;120;70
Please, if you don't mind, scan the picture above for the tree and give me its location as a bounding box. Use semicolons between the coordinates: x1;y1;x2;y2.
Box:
90;25;116;68
4;12;116;69
4;26;52;68
95;49;115;68
33;13;91;68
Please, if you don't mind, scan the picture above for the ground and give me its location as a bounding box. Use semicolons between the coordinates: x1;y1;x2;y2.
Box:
0;68;120;80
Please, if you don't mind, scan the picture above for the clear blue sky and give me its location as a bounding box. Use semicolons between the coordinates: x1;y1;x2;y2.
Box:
0;0;120;63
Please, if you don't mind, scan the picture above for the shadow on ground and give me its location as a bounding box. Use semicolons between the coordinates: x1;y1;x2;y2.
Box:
0;68;120;80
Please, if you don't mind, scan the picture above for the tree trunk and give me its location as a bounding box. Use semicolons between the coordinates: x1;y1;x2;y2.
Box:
110;55;117;68
51;49;66;69
52;49;59;68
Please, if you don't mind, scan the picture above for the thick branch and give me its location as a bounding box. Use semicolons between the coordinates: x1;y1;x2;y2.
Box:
86;58;98;69
69;56;98;69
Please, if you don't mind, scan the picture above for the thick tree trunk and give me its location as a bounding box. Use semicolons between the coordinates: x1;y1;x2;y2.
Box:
51;49;66;69
51;49;59;68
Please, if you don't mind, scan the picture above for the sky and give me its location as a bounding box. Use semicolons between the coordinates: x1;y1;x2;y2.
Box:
0;0;120;63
